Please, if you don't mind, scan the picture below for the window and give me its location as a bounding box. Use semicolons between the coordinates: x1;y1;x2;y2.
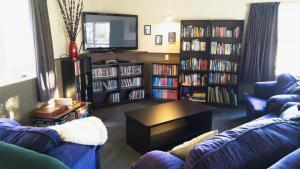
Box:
0;0;36;87
276;3;300;77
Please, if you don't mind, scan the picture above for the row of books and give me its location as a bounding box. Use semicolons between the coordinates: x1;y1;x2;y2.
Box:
211;26;241;39
210;60;238;72
33;112;76;127
152;77;178;88
120;65;142;76
211;42;242;55
108;93;120;103
182;25;210;38
153;64;178;76
209;73;238;85
121;77;142;88
152;89;178;100
92;80;118;92
180;73;207;86
182;40;206;51
208;87;238;106
92;67;117;78
181;58;208;71
129;89;145;100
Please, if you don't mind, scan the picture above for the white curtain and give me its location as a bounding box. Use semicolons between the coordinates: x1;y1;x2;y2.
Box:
276;3;300;77
0;0;36;87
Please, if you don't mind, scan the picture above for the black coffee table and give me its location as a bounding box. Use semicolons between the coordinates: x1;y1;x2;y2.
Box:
124;99;215;154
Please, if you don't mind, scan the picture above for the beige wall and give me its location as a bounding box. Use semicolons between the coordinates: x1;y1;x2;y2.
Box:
48;0;300;56
101;0;249;53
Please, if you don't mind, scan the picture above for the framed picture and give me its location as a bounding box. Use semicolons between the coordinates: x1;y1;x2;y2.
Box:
168;32;176;43
155;35;163;45
144;25;151;35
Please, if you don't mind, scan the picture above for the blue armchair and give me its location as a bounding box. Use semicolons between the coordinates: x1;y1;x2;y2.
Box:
244;74;300;118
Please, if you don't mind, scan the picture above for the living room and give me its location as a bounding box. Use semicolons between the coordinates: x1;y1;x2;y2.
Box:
0;0;300;169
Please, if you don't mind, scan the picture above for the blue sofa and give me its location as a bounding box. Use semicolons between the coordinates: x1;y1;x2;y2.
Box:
244;73;300;118
132;106;300;169
0;118;101;169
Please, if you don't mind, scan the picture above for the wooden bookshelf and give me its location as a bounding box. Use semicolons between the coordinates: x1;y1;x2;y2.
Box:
92;62;145;108
180;20;244;107
59;56;93;103
151;63;179;101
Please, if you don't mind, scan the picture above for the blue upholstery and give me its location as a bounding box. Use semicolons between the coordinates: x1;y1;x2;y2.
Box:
269;148;300;169
0;119;61;153
133;113;300;169
46;142;101;169
281;102;300;112
0;118;21;127
0;118;102;169
185;119;300;169
244;93;267;116
133;150;184;169
244;74;300;118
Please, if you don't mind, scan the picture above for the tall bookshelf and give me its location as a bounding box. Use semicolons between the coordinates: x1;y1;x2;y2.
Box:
92;62;145;108
59;56;93;103
180;20;244;107
151;63;179;101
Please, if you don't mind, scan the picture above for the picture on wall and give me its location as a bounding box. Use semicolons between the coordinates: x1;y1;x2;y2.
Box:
168;32;176;43
155;35;163;45
144;25;151;35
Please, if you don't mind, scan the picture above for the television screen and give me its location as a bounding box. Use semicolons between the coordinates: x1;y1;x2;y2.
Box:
82;12;138;51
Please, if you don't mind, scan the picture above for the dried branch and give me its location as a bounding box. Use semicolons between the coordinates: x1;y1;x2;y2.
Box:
57;0;83;41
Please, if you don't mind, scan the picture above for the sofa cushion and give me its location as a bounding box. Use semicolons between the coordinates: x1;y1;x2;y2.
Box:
269;148;300;169
185;118;300;169
132;150;184;169
280;105;300;121
275;74;298;95
46;142;100;169
267;94;300;113
0;125;61;153
170;130;218;160
186;118;300;169
0;141;69;169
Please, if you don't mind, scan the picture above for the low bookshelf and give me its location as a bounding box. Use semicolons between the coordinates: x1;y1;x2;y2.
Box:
151;63;179;101
180;20;244;107
92;62;145;108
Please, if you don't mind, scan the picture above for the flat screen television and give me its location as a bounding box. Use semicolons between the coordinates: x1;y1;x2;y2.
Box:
82;12;138;52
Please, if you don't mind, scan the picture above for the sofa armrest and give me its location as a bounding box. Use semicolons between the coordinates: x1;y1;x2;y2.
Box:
132;150;184;169
46;142;100;169
254;81;277;99
267;95;300;113
0;141;69;169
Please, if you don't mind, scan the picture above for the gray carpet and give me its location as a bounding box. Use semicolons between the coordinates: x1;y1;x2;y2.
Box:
92;100;248;169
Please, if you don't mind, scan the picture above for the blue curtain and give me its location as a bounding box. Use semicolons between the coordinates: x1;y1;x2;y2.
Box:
240;2;279;83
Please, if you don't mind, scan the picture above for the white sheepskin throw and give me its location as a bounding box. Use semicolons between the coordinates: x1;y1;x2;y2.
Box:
49;116;108;146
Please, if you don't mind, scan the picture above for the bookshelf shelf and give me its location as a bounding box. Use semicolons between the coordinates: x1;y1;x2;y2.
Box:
91;62;145;108
152;63;179;101
119;74;143;79
180;20;244;107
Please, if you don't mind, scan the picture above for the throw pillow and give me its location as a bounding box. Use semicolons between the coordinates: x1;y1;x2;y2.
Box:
0;123;61;153
170;130;218;160
280;105;300;121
